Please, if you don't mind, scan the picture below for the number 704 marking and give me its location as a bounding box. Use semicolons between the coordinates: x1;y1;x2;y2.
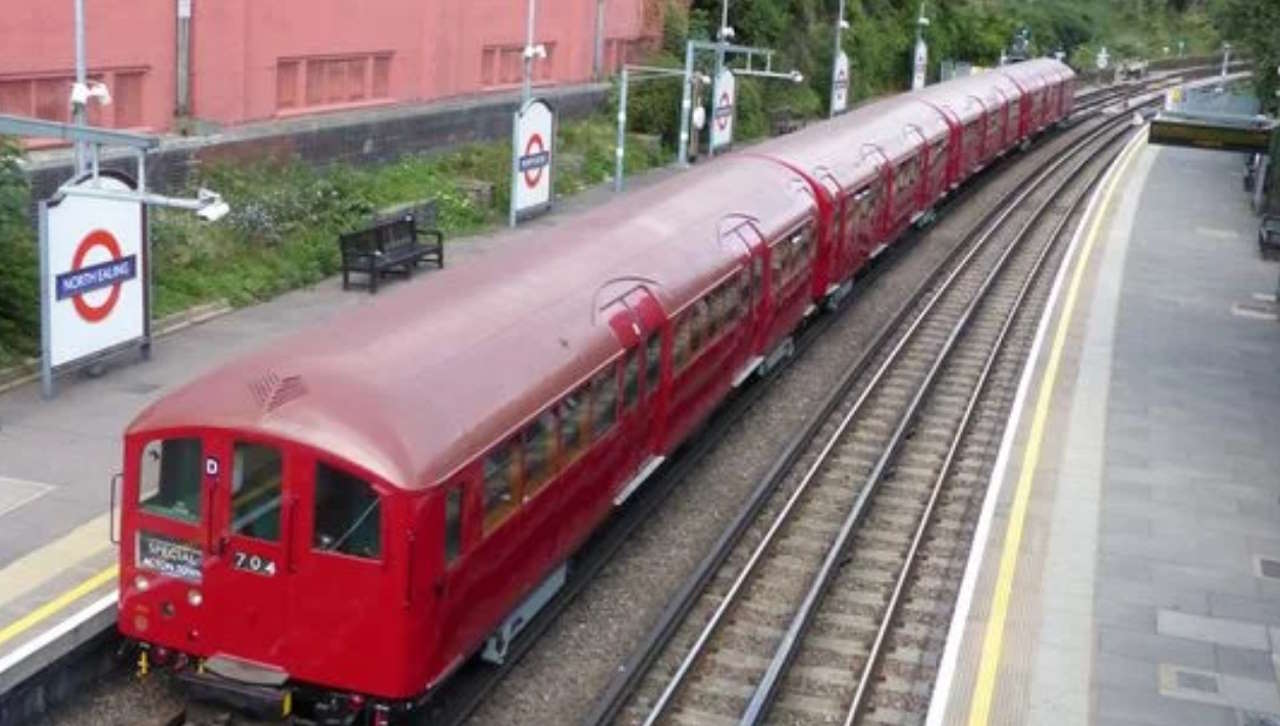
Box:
233;551;278;577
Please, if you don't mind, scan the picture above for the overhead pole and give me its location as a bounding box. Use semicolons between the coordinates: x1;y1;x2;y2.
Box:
830;0;847;118
72;0;87;174
677;41;696;167
709;0;731;159
522;0;537;107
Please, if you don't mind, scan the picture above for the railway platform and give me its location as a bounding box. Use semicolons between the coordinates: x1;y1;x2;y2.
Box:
928;141;1280;724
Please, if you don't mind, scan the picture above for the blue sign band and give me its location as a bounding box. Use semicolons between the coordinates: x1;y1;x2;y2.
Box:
519;151;551;172
56;254;137;300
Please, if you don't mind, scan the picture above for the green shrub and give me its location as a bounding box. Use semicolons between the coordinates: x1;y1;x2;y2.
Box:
0;138;36;367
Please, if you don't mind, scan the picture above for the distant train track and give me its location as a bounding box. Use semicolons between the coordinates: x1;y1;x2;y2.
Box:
584;104;1151;726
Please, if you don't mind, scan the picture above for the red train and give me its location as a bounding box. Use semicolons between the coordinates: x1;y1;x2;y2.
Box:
117;58;1074;724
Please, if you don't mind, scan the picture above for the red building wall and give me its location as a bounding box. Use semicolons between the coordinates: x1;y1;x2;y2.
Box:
0;0;658;134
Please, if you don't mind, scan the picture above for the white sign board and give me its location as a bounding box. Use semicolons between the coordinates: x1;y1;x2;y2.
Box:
831;51;850;115
41;172;146;369
710;68;737;152
511;98;555;223
1096;47;1110;71
912;39;928;90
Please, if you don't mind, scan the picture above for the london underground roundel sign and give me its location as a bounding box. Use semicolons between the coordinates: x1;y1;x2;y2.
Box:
43;173;146;368
512;98;555;221
709;68;737;152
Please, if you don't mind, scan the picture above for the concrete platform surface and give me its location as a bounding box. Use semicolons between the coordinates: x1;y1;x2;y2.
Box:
929;138;1280;726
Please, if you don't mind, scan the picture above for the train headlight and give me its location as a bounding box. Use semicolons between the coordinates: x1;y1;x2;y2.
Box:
187;589;203;607
134;575;150;592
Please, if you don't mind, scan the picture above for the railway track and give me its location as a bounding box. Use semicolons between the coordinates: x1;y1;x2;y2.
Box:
585;107;1149;726
30;82;1155;726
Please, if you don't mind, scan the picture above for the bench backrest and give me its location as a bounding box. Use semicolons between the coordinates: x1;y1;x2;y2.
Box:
340;218;417;255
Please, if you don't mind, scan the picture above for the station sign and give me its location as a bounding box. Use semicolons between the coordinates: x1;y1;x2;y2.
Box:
710;68;737;152
831;51;850;115
41;171;147;371
912;38;928;91
510;98;555;224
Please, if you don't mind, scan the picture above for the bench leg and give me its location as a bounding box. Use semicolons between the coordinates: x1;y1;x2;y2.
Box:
342;268;349;290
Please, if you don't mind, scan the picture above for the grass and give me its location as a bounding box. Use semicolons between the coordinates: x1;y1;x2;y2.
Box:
0;115;667;368
131;115;665;320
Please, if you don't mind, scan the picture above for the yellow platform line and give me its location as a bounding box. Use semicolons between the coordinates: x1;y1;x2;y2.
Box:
0;564;117;650
966;131;1146;726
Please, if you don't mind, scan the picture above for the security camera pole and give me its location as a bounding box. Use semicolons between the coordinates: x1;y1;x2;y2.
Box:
522;0;537;106
72;0;87;173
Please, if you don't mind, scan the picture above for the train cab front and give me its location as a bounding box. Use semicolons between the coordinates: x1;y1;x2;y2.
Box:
117;429;414;725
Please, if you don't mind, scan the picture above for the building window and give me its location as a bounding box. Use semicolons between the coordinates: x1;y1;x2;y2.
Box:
480;42;555;87
113;72;143;128
276;60;300;110
279;53;391;113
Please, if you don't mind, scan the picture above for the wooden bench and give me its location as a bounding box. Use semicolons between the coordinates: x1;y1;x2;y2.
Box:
770;107;804;136
339;200;445;293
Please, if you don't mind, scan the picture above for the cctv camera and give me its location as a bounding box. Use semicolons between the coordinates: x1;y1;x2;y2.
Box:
87;81;111;105
195;188;230;222
718;26;735;40
839;19;851;30
70;81;112;107
792;71;805;83
197;199;230;223
524;44;547;60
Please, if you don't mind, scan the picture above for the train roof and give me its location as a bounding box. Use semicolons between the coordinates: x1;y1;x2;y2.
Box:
127;156;815;490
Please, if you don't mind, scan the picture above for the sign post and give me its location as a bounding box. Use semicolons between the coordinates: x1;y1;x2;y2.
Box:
831;51;850;116
709;67;737;154
911;2;929;91
510;98;555;226
40;172;147;397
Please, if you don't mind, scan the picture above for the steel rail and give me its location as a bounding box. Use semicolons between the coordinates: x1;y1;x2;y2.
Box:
738;115;1140;726
624;107;1142;726
837;121;1137;726
582;110;1123;726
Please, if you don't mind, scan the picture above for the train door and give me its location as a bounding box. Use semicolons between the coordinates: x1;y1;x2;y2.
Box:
605;286;666;503
859;144;892;261
202;433;294;665
288;451;399;690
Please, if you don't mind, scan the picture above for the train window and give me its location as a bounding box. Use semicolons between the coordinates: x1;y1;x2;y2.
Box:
560;387;588;461
313;462;381;560
592;364;618;435
231;443;283;542
139;438;204;523
523;410;558;496
622;351;640;410
770;245;785;298
482;442;520;530
444;487;462;565
645;334;662;393
736;268;751;318
673;316;691;371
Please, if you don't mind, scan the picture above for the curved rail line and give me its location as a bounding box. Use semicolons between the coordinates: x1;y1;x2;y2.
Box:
586;103;1152;726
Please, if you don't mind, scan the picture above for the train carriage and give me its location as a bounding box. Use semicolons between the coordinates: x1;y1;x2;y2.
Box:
118;157;817;716
116;57;1075;723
